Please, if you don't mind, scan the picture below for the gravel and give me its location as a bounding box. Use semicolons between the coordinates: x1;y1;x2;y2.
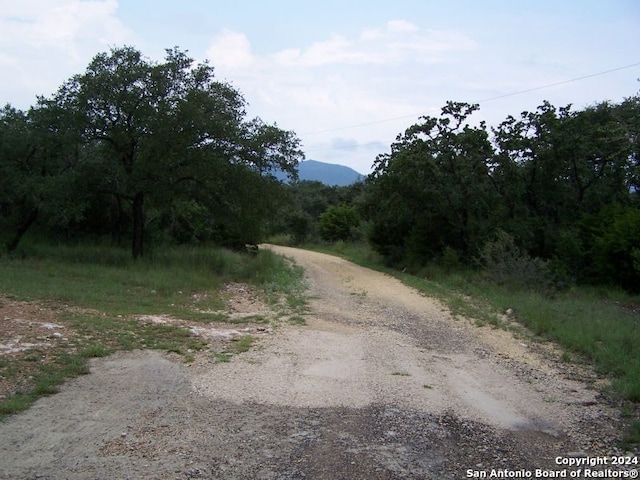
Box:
0;245;636;479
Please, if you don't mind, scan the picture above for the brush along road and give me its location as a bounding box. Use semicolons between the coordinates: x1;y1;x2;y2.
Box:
0;245;631;479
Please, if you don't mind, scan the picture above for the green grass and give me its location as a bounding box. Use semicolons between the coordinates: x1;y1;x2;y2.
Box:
210;335;256;363
0;241;308;420
0;243;304;316
288;315;307;325
0;343;109;418
231;335;255;354
622;421;640;450
255;248;310;320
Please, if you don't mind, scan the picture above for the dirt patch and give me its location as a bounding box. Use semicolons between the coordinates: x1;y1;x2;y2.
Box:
0;246;637;479
0;298;79;400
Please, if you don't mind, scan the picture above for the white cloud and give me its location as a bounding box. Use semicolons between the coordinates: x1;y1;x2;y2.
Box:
273;48;302;65
203;19;479;173
0;0;134;106
387;19;419;33
1;0;129;54
269;22;476;67
206;29;254;69
392;29;477;56
296;34;359;66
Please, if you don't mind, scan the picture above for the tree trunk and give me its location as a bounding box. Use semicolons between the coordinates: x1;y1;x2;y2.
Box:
132;192;144;259
6;207;39;253
111;194;124;246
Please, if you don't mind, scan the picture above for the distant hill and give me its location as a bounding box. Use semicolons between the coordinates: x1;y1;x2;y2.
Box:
275;160;364;186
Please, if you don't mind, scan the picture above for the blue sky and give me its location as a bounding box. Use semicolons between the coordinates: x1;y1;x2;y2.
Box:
1;1;639;173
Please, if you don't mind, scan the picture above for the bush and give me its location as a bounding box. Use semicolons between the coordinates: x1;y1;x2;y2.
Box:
479;230;555;292
559;205;640;292
318;204;360;243
287;212;312;245
592;207;640;292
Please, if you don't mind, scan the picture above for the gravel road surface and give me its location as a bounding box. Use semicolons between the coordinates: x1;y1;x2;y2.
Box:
0;245;631;479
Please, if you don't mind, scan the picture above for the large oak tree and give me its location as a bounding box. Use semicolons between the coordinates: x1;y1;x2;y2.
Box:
34;46;301;257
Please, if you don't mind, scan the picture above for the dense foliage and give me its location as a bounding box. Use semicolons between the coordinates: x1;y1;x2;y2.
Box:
364;97;640;291
318;204;360;243
0;46;302;257
2;45;638;291
274;180;364;244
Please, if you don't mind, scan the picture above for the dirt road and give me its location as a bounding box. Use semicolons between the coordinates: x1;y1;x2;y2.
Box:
0;246;629;479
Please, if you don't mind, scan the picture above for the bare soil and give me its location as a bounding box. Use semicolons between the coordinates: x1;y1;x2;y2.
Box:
0;245;636;479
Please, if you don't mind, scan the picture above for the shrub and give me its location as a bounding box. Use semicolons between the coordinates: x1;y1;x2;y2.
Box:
592;207;640;292
479;230;555;292
318;204;360;243
287;212;312;245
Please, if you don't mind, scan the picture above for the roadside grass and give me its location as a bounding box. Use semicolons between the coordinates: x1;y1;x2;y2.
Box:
0;345;111;418
0;242;308;420
0;242;306;317
403;273;640;402
623;421;640;450
211;335;255;363
255;246;310;323
292;240;640;447
231;335;255;354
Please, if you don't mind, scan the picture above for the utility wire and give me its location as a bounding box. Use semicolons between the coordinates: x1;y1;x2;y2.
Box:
302;61;640;137
473;62;640;104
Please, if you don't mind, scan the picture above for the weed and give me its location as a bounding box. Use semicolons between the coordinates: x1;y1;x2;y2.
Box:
288;315;307;325
80;344;110;358
0;393;36;417
211;352;231;363
621;404;635;418
286;293;309;312
391;371;411;377
209;335;255;364
621;420;640;451
231;335;254;354
478;230;556;293
233;314;269;324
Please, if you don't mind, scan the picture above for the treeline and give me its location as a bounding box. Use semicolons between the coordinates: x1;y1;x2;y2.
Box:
2;45;639;292
0;46;302;258
277;97;640;292
362;98;639;292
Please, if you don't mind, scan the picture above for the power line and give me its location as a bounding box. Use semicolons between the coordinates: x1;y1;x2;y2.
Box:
302;61;640;137
473;62;640;104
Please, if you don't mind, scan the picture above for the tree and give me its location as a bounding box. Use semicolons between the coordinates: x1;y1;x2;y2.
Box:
318;204;360;243
616;92;640;193
36;46;302;257
366;102;499;265
272;180;363;243
0;104;88;252
492;100;635;258
0;105;39;252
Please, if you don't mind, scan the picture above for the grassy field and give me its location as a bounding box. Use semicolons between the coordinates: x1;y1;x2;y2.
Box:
283;238;640;448
0;242;307;418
